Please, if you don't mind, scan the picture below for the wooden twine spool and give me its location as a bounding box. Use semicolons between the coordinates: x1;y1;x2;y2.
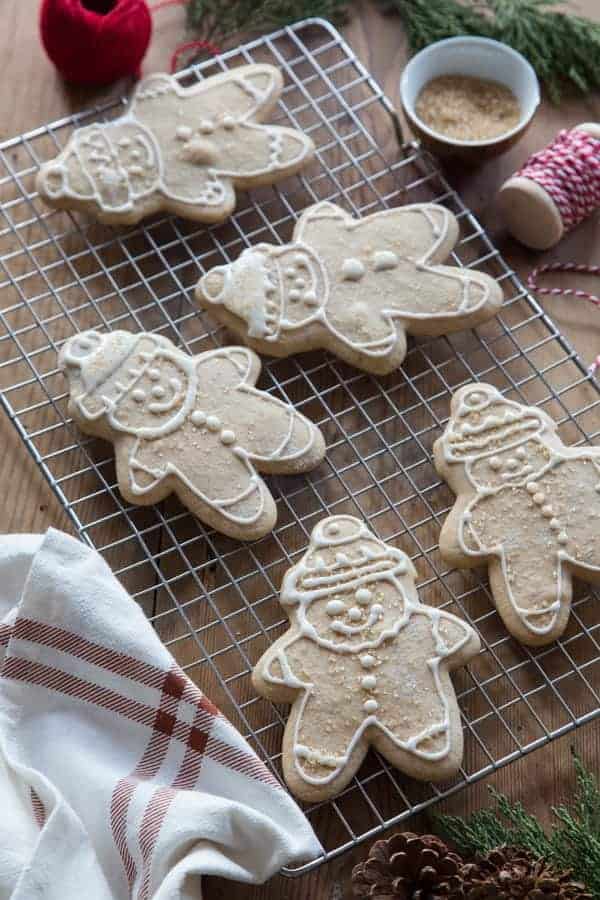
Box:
498;123;600;250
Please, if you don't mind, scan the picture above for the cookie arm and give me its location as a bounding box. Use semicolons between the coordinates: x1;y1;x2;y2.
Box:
434;610;480;669
116;438;171;502
236;388;326;473
252;634;309;702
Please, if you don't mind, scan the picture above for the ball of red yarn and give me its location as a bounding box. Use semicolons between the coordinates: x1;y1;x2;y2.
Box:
40;0;152;86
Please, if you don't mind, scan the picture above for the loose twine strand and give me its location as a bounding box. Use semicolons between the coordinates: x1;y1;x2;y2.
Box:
150;0;220;72
520;129;600;375
527;263;600;374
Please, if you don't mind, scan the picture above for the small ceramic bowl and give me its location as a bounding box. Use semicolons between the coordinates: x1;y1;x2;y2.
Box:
399;36;540;162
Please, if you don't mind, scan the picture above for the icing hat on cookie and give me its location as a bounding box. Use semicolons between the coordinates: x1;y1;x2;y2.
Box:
282;515;416;603
442;383;554;463
198;243;327;341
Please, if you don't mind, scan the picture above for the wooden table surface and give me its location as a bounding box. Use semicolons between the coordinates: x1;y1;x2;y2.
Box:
3;2;600;898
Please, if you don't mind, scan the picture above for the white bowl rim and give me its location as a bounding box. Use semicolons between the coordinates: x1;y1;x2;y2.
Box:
399;35;541;148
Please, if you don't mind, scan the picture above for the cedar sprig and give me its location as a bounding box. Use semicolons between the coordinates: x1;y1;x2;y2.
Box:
185;0;351;47
381;0;600;102
436;749;600;897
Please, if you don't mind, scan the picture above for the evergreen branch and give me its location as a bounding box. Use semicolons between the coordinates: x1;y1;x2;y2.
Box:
185;0;351;48
436;750;600;897
381;0;600;101
435;788;551;858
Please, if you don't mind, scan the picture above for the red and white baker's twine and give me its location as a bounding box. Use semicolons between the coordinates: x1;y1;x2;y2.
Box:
150;0;220;72
527;263;600;374
520;129;600;374
517;127;600;231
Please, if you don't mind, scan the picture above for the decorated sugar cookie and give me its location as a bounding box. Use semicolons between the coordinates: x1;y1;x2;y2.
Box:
36;66;314;225
59;330;325;540
434;382;600;645
196;201;503;375
252;515;480;801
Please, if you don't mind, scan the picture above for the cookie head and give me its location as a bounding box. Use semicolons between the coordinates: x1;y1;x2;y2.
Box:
282;515;415;650
442;383;553;469
197;245;326;342
60;330;194;435
37;122;160;214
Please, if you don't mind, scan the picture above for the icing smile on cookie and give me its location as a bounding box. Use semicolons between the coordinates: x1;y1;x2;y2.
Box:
328;594;385;636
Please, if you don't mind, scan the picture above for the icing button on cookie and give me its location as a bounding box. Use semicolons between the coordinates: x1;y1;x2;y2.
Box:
341;258;365;281
361;675;377;690
206;415;221;432
132;389;146;403
355;588;373;604
372;250;398;271
360;654;376;669
542;505;554;518
220;429;236;445
363;699;379;714
191;410;206;427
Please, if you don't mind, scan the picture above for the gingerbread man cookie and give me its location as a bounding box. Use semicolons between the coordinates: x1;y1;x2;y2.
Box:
36;66;314;225
59;330;325;540
434;382;600;645
196;201;503;375
252;515;480;801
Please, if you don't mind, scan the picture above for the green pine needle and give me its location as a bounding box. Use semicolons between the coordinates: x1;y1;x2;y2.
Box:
436;750;600;896
185;0;351;47
381;0;600;101
182;0;600;101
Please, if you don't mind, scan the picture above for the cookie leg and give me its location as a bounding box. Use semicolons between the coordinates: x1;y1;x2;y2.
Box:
282;691;366;802
489;548;571;645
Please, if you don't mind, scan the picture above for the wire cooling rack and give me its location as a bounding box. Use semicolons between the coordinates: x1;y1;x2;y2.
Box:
2;17;600;876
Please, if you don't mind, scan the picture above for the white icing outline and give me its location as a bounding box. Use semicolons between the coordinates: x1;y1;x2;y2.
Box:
198;201;501;361
256;515;477;786
60;331;321;527
439;382;600;636
38;66;314;219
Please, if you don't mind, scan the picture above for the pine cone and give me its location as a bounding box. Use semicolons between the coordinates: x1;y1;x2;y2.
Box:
351;832;463;899
459;846;592;899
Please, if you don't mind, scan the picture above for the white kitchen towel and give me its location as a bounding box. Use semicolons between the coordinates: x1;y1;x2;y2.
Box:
0;528;321;900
